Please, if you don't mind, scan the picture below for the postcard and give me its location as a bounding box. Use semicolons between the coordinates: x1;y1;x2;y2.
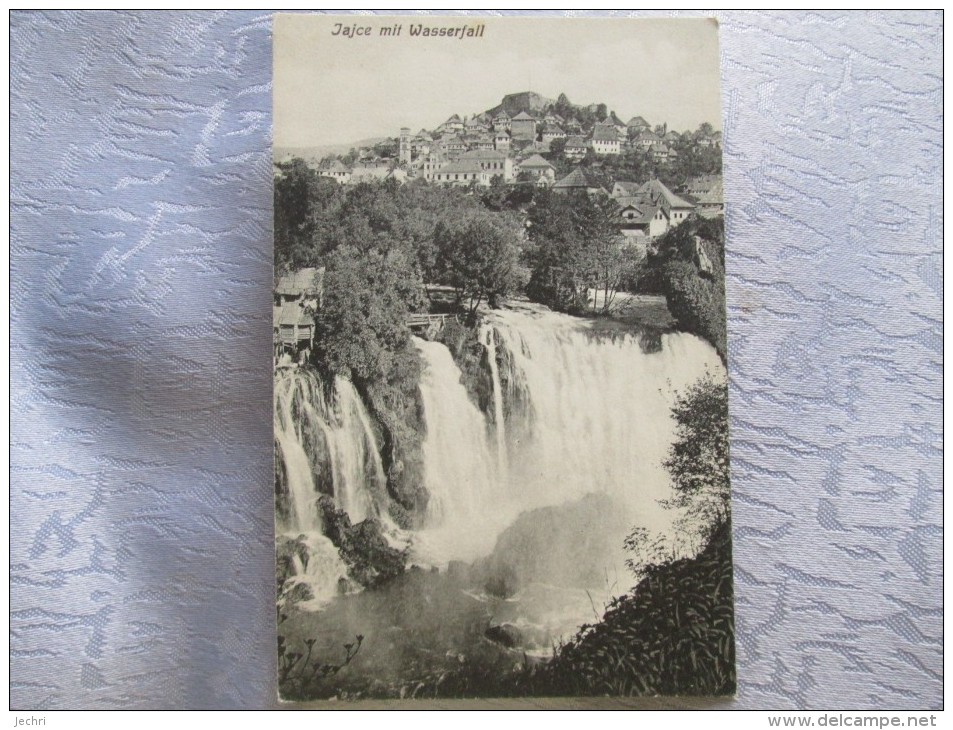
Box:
273;13;733;701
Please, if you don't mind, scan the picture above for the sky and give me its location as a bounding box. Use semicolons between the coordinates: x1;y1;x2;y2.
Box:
274;15;723;149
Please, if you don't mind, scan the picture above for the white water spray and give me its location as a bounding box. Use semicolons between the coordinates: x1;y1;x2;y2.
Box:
414;303;725;571
274;369;389;607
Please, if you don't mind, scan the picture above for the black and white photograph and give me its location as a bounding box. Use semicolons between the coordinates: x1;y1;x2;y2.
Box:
273;14;733;701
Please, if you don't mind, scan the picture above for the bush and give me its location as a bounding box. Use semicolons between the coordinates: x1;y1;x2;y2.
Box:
644;216;727;362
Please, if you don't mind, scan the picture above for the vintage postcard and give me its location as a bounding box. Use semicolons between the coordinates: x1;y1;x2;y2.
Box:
273;14;733;701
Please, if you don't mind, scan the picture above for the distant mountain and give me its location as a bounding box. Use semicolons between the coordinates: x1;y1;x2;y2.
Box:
274;137;390;162
484;91;555;118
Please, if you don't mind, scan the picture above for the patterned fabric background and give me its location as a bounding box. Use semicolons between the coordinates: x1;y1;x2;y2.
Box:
10;10;942;710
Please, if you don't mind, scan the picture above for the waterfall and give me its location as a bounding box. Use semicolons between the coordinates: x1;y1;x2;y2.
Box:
275;301;726;612
413;303;725;569
480;323;508;473
274;369;384;529
274;368;388;608
413;338;502;562
487;305;724;532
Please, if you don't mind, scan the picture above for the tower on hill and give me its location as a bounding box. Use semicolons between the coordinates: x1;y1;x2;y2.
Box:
399;127;411;165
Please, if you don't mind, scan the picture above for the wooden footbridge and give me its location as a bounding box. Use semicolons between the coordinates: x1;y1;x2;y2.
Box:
407;313;452;339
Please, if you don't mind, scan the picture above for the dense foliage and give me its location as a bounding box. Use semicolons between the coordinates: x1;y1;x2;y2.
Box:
644;215;727;362
524;190;637;315
434;212;523;317
664;374;731;526
526;519;734;697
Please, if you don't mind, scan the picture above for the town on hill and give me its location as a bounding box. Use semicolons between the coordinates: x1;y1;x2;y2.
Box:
274;90;728;370
275;90;724;241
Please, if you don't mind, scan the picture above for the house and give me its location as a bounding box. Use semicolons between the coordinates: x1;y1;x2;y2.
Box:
386;168;409;184
510;111;538;141
640;179;695;226
611;181;642;198
553;167;606;195
615;197;668;238
680;175;724;218
494;130;511;151
274;303;315;352
430;159;494;186
591;124;621;155
521;139;551;155
664;130;681;144
440;114;464;134
606;112;627;136
465;116;488;133
649;143;673;163
492;110;511;131
274;267;324;352
564;135;588;160
626;116;651;134
411;139;431;157
457;149;514;181
470;134;495;151
439;135;468;158
422;150;448;181
275;267;323;305
610;179;695;236
347;164;391;184
517;153;556;184
319;160;351;184
541;124;566;143
634;130;662;149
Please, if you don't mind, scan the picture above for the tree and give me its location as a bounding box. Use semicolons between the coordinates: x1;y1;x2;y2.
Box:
524;190;631;315
315;246;425;383
548;138;566;159
554;92;574;121
574;193;627;314
663;374;731;531
643;216;727;361
433;213;521;317
274;158;344;274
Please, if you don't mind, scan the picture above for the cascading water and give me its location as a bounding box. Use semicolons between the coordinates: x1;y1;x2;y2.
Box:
480;323;508;474
413;338;502;562
274;368;388;607
275;301;725;622
275;369;385;527
413;302;725;579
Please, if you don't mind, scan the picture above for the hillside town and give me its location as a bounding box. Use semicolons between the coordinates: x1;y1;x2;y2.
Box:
275;91;724;243
274;91;727;361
